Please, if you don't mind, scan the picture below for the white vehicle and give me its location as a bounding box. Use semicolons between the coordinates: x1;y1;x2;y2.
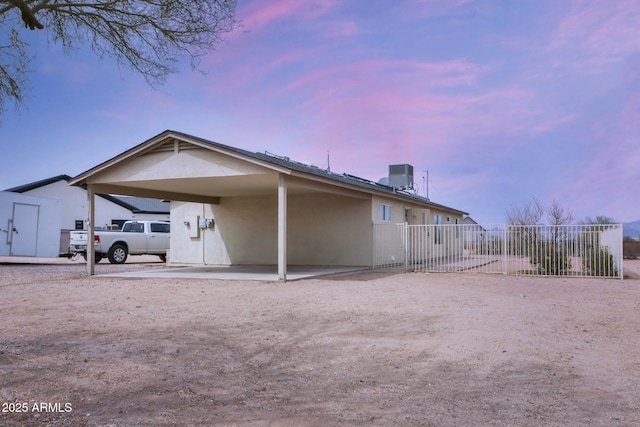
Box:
69;220;170;264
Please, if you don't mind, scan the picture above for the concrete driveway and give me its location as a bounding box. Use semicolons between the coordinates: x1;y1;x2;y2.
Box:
102;264;368;281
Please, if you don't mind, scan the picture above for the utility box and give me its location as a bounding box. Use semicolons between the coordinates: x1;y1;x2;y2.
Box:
0;191;62;257
185;215;200;238
389;164;414;189
199;218;214;229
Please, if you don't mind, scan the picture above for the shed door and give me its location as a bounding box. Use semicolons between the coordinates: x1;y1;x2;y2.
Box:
11;203;39;256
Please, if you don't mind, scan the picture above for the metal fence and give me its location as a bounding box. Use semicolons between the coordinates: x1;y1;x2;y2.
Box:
373;223;623;279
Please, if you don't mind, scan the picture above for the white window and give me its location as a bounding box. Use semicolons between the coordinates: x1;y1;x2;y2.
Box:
380;204;392;221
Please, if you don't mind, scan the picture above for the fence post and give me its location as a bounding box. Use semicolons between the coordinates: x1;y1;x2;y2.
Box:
371;223;375;270
404;222;409;272
503;226;507;275
618;224;624;280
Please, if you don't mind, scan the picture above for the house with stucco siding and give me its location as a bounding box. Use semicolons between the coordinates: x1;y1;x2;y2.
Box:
70;130;468;278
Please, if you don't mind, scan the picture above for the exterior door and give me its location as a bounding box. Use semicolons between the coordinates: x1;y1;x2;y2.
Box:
11;203;39;256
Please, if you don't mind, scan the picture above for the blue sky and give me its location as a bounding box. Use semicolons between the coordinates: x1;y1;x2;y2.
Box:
1;0;639;223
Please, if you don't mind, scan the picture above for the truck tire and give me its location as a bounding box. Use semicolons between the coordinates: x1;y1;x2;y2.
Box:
108;244;128;264
82;253;103;264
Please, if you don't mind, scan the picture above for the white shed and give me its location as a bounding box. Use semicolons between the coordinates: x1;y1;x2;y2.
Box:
4;175;170;231
0;191;62;258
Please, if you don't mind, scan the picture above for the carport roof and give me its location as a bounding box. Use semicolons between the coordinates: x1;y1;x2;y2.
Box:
70;129;468;215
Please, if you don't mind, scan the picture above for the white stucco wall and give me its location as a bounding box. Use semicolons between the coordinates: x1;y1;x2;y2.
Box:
0;191;61;257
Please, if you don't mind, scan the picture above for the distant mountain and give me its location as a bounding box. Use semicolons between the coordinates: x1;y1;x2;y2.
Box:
624;220;640;239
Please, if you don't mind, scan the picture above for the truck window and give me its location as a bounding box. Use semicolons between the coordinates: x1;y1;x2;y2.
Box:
150;223;170;233
123;223;144;233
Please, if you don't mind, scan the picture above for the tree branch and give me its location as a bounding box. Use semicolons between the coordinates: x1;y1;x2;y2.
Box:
5;0;44;29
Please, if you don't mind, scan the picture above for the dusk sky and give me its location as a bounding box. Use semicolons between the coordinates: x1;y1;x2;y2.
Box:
1;0;639;224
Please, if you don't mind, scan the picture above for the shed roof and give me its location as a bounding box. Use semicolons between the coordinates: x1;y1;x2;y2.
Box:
4;174;73;193
4;175;169;214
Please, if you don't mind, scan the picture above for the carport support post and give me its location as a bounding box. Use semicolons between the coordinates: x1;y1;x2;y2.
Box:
86;185;95;276
278;174;287;281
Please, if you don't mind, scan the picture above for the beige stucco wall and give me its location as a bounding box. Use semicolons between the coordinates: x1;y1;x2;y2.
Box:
170;201;216;264
92;148;270;183
370;194;465;261
371;194;464;225
172;192;465;266
170;192;373;267
288;193;371;266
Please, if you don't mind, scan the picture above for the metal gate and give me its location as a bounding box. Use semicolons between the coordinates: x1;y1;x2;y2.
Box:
373;223;623;279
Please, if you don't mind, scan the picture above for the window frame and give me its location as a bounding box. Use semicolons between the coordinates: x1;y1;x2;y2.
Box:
380;204;392;222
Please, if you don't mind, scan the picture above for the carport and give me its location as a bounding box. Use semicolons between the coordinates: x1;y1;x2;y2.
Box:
69;130;373;280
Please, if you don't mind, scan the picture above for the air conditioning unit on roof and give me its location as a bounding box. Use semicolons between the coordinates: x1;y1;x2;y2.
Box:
388;164;413;189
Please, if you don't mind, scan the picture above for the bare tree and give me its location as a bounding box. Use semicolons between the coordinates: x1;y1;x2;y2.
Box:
0;0;238;115
0;27;29;114
583;215;616;225
505;197;544;225
547;198;574;226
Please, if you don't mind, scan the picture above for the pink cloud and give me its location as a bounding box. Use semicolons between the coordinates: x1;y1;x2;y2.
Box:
282;59;482;96
555;91;640;222
408;0;476;18
549;0;640;70
278;58;567;152
239;0;340;31
201;1;359;87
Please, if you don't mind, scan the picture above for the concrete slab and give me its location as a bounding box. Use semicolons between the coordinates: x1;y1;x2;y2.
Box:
102;265;367;281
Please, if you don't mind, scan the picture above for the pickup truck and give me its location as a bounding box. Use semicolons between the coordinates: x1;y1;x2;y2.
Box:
69;220;170;264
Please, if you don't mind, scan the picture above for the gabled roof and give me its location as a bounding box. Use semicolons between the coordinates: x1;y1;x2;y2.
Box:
71;129;468;215
4;174;73;193
5;175;169;214
463;216;479;225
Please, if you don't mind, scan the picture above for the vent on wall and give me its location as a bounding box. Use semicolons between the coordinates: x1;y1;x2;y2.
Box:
389;164;414;189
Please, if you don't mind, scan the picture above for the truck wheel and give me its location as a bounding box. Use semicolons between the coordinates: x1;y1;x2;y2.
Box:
82;253;103;264
108;244;128;264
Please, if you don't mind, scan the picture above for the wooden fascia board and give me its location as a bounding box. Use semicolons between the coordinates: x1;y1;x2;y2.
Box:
288;171;379;200
87;183;220;204
69;132;175;187
70;132;291;187
286;174;370;199
288;171;467;215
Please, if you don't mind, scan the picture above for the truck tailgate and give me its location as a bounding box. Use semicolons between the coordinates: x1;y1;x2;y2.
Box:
69;231;88;251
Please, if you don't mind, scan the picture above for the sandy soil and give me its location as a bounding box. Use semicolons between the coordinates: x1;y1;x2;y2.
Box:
1;258;640;426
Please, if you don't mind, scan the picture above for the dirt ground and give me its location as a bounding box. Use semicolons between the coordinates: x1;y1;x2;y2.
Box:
1;257;640;427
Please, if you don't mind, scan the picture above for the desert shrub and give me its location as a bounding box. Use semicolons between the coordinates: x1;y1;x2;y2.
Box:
530;243;571;275
623;242;640;259
582;247;619;277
